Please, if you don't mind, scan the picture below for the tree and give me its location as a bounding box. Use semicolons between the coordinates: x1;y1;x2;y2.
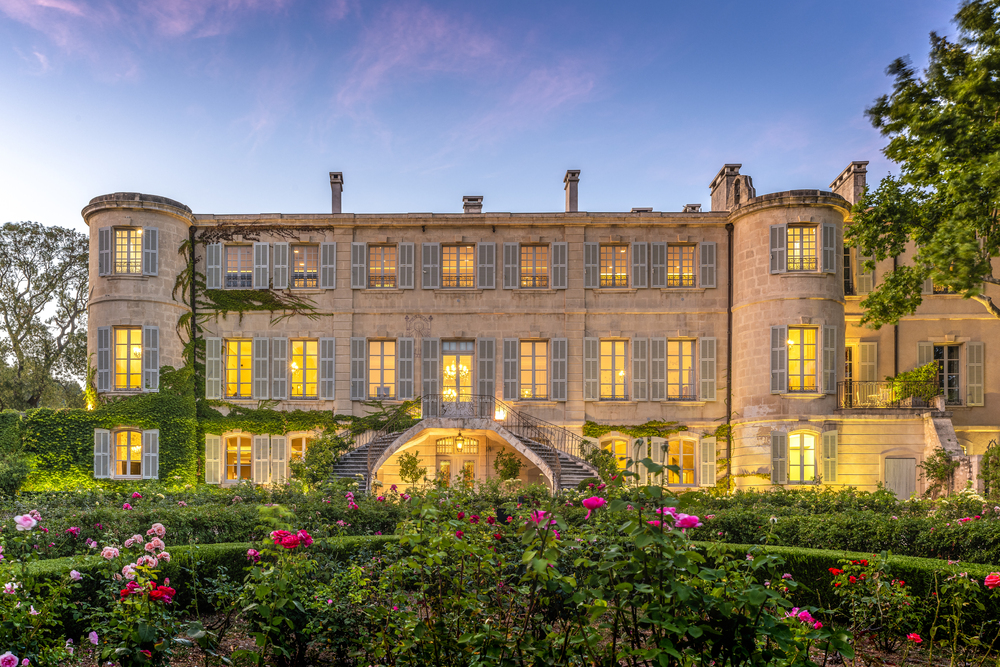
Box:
847;0;1000;328
0;222;88;409
492;449;523;481
397;450;427;487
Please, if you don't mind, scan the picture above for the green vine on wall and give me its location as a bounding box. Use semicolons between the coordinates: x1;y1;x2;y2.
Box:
199;289;319;325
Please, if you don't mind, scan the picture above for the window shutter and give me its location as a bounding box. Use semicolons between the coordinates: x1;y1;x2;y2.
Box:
650;337;667;400
583;337;599;400
771;326;787;394
319;337;336;399
650;242;667;288
551;338;567;401
398;337;414;400
271;337;288;400
917;341;934;367
858;342;878;382
142;227;158;276
252;336;270;399
142;429;159;480
272;242;289;289
350;337;366;400
632;337;648;400
93;429;111;479
97;326;111;392
252;435;270;485
769;224;786;274
477;243;496;289
699;242;717;288
922;276;934;295
142;325;159;392
856;251;875;293
204;434;221;484
770;432;788;485
351;242;366;289
422;338;440;415
98;227;111;276
206;243;223;289
477;338;495;399
967;341;985;406
503;243;519;289
584;243;599;288
205;337;222;400
699;437;717;487
253;242;270;289
822;430;838;483
631;243;648;288
503;338;519;400
823;325;837;394
421;243;440;289
398;243;414;289
822;224;836;274
699;337;717;401
270;435;287;485
319;242;337;289
551;242;567;289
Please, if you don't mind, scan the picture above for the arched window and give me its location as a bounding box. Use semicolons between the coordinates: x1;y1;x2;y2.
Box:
666;438;696;486
788;431;817;483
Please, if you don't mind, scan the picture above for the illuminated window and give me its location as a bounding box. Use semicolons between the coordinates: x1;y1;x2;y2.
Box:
225;246;253;288
442;245;475;288
114;430;142;478
600;340;627;400
436;436;479;454
368;245;397;288
290;435;313;462
114;228;142;274
368;340;396;399
519;340;548;399
225;339;252;398
933;345;961;405
290;340;318;399
666;245;696;287
787;226;817;271
599;245;628;287
442;341;473;402
520;245;549;288
604;438;629;470
225;434;252;481
114;327;143;391
461;460;475;487
292;245;319;288
666;340;696;400
437;460;451;487
788;432;817;483
787;327;817;392
666;439;696;485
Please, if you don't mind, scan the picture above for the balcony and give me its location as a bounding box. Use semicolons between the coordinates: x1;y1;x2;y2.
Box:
837;381;954;409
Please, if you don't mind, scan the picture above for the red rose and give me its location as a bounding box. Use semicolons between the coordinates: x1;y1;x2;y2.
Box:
280;534;301;549
271;530;293;545
493;533;503;540
296;529;313;547
828;568;843;576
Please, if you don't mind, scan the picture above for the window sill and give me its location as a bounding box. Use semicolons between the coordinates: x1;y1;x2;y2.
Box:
593;400;636;405
106;275;147;281
658;287;705;294
779;392;828;400
289;288;324;294
510;400;557;407
435;288;483;294
660;400;707;407
511;288;558;294
362;288;404;293
102;390;147;396
591;288;637;294
779;272;832;279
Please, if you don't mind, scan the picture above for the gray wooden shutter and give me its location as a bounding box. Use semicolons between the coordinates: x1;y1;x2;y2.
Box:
253;242;270;289
822;430;838;483
98;227;111;276
917;341;934;367
142;325;159;392
319;337;336;399
142;429;159;480
271;337;288;400
351;242;366;289
252;336;270;399
398;243;415;289
503;338;519;400
142;227;158;276
398;337;414;399
584;243;599;288
477;338;495;399
320;242;337;289
252;435;270;484
650;337;667;400
823;325;837;394
632;337;648;400
503;243;519;289
699;337;717;401
93;429;111;479
477;243;496;289
270;435;287;485
700;437;717;487
551;242;567;289
770;432;788;484
422;338;440;410
650;242;667;288
422;243;440;289
769;224;786;274
272;242;289;289
97;326;111;392
205;338;222;400
631;243;648;288
858;342;877;381
551;338;567;401
822;223;836;274
204;434;221;484
699;242;717;288
206;243;223;289
350;337;366;400
967;341;985;406
922;275;934;295
771;325;787;394
583;337;599;400
856;251;875;293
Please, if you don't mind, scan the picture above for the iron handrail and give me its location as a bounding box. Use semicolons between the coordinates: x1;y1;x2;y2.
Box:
837;380;940;409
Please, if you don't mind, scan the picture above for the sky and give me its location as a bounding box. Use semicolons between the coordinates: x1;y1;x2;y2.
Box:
0;0;961;233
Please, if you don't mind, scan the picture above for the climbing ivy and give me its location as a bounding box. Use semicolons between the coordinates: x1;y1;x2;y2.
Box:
199;289;319;325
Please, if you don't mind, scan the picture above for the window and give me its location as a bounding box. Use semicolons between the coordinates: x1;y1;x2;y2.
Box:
599;245;628;287
666;340;696;400
787;327;817;392
225;339;252;398
368;340;396;399
225;246;253;288
666;439;696;485
290;435;313;462
461;460;475;487
519;340;548;399
934;345;961;405
114;430;143;478
368;245;397;288
290;340;318;399
843;247;854;295
844;346;854;382
787;226;817;271
520;245;549;288
666;245;696;287
604;438;629;470
114;327;143;391
114;228;142;274
436;436;479;454
292;245;318;288
788;432;817;483
437;460;451;487
443;341;474;402
600;340;628;400
225;434;252;481
442;245;475;288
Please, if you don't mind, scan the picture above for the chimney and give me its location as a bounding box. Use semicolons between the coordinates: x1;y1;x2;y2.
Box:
564;170;580;212
829;161;869;206
709;164;755;211
682;204;702;213
329;172;344;214
630;207;653;213
463;195;483;214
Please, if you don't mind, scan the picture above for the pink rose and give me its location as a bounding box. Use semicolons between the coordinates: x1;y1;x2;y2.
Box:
65;527;80;538
907;633;922;643
100;546;119;560
985;572;1000;589
581;496;606;519
675;514;703;529
455;530;464;539
147;523;166;538
296;530;314;547
280;534;301;549
13;515;36;531
131;492;142;499
247;549;261;563
0;652;17;667
122;503;132;511
156;551;171;563
70;570;82;581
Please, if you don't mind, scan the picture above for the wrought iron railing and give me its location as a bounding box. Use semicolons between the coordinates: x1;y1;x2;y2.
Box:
838;381;941;409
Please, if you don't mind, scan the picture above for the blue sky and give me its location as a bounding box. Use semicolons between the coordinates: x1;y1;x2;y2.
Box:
0;0;958;232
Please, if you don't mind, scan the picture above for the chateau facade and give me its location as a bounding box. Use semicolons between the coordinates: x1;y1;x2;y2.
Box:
83;162;997;496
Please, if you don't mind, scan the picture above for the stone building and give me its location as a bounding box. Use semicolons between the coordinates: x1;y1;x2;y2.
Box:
82;162;998;496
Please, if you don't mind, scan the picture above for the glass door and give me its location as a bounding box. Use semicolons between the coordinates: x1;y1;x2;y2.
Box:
442;341;474;414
